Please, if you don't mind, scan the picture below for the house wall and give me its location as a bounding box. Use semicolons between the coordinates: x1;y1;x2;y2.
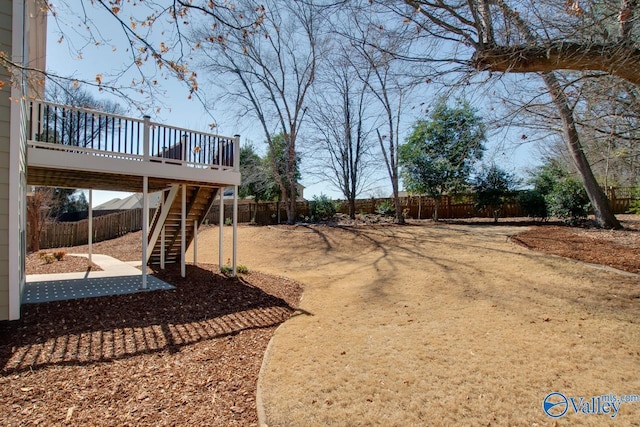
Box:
0;0;13;320
0;0;39;320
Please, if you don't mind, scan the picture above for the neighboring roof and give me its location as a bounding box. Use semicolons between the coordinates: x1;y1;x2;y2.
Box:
94;192;162;210
95;184;306;210
389;191;411;198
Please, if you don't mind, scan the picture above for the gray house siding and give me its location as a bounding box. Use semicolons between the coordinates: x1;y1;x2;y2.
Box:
0;0;11;320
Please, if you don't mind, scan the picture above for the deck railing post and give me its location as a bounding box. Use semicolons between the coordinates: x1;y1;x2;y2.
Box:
143;115;151;161
233;134;240;172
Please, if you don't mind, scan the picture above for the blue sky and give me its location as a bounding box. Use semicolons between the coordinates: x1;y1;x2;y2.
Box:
45;1;541;207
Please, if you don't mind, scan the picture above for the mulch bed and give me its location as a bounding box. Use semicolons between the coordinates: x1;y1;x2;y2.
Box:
512;216;640;275
26;253;103;275
0;264;303;426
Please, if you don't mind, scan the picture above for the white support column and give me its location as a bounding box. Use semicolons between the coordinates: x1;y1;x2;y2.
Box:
141;176;149;290
194;220;198;265
160;189;165;270
232;185;238;277
219;187;224;270
181;184;186;278
143;116;151;161
88;189;93;264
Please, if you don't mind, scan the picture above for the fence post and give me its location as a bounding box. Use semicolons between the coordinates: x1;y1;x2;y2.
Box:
143;115;151;161
608;186;616;211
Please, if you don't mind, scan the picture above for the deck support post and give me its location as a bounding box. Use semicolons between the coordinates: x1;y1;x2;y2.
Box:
181;184;186;278
193;220;198;265
232;185;238;277
160;190;165;269
219;187;224;270
141;176;149;290
88;189;93;264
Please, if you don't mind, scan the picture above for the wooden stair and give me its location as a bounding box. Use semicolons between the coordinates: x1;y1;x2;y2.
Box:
147;185;218;265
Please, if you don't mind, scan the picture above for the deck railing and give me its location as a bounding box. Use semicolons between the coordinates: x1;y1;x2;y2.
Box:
27;100;239;171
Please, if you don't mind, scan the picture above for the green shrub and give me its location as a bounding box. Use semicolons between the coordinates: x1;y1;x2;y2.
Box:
517;190;548;220
473;165;519;222
220;264;249;275
545;178;590;224
41;253;55;264
309;194;338;222
375;199;395;216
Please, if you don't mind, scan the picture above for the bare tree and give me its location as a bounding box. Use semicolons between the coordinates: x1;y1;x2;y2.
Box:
196;0;323;224
391;0;636;228
26;187;54;252
309;41;378;219
1;0;265;114
42;82;125;148
346;6;422;224
575;78;640;187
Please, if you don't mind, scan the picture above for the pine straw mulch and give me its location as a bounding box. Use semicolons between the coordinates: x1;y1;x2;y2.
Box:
511;214;640;275
0;264;303;426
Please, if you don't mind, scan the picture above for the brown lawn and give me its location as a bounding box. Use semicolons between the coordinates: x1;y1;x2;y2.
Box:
5;215;640;426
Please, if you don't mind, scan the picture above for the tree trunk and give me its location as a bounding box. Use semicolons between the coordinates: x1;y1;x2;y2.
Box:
392;181;405;224
349;198;356;220
433;199;440;222
285;134;297;225
542;72;622;229
251;203;257;224
286;197;296;225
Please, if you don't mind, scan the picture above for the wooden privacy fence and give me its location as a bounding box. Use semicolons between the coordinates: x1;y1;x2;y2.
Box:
205;195;524;225
607;187;636;214
206;187;637;225
33;187;638;249
38;208;148;250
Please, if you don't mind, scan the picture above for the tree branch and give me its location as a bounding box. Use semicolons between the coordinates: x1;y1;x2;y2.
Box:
473;42;640;86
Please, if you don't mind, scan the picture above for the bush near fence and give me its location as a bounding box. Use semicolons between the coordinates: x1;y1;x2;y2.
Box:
33;188;638;249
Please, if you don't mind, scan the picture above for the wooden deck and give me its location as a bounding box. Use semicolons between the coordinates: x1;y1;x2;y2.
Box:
26;100;240;192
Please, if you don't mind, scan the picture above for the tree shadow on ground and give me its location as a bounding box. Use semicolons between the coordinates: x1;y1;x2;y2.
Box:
0;264;301;375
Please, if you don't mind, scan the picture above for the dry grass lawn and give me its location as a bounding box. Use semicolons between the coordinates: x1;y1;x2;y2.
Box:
189;221;640;426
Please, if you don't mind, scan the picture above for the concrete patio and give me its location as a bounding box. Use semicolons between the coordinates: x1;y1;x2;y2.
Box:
24;254;174;304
